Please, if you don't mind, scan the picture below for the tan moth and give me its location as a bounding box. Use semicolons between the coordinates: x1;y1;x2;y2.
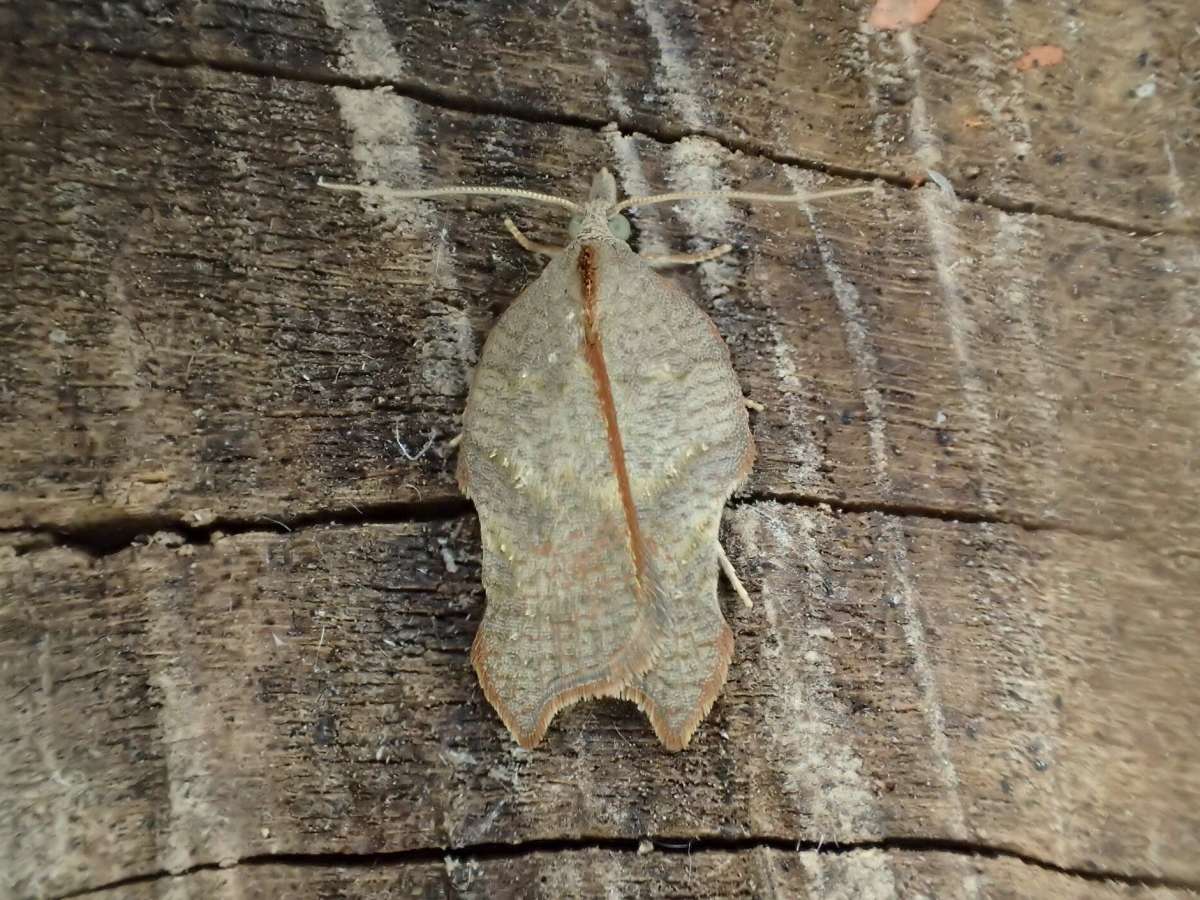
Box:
321;169;872;750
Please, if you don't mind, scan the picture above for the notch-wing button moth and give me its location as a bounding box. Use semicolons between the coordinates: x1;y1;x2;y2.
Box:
320;168;872;750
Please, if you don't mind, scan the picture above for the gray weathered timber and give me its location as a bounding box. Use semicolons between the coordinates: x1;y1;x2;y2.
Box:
6;0;1198;230
1;1;1198;898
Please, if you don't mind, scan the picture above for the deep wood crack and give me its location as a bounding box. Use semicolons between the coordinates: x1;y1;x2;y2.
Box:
50;834;1200;899
4;498;474;558
6;484;1117;559
12;39;1191;240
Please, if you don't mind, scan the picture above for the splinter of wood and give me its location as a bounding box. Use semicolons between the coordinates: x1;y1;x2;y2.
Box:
319;168;872;751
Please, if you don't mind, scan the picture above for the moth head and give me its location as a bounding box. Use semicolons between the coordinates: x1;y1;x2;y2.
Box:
567;169;632;242
567;211;631;242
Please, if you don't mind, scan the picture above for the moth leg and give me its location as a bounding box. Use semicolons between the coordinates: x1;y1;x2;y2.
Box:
503;217;565;257
641;243;733;268
716;541;753;609
744;397;765;412
447;433;463;449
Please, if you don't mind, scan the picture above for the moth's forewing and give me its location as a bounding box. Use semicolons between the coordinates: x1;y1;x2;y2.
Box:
458;243;668;748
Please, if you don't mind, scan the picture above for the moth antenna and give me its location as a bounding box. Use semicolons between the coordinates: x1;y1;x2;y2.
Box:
610;184;877;214
504;217;566;257
641;243;733;268
317;177;582;213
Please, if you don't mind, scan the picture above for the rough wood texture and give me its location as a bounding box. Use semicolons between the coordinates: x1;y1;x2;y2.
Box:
4;46;1196;552
4;510;1198;896
7;0;1198;230
2;1;1198;898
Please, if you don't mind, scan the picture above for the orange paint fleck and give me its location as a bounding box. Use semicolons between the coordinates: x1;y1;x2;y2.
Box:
963;115;987;128
867;0;943;30
1016;45;1065;71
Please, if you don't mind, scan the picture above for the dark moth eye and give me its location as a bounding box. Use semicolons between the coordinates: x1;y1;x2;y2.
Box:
608;215;631;242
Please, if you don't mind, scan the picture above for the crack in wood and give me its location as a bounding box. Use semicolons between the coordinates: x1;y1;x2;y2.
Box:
733;491;1122;540
4;498;474;557
49;834;1200;899
5;487;1119;560
11;38;1192;240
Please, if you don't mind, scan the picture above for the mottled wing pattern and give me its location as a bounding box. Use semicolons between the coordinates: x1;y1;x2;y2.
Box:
458;248;669;748
593;241;754;749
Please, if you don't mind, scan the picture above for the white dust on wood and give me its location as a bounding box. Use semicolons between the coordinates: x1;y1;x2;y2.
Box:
321;0;404;82
145;594;240;875
892;34;990;838
889;27;1004;514
879;516;971;845
1180;251;1200;386
320;0;471;400
736;504;886;839
664;138;740;308
786;170;970;842
965;47;1034;161
973;529;1067;854
632;0;706;130
976;0;1039;159
917;188;1002;513
4;634;90;896
1162;136;1192;219
592;54;635;121
990;214;1062;519
666;139;738;245
798;847;899;900
896;30;941;168
764;320;826;489
785;169;893;498
603;130;670;257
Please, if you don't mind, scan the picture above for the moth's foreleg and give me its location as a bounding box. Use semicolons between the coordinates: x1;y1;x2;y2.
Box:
641;243;733;268
503;217;565;257
717;541;753;608
744;397;765;412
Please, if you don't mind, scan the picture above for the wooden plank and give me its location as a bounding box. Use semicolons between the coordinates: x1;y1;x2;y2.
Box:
3;7;1197;900
4;504;1196;896
91;848;1194;899
7;0;1198;229
2;46;1197;556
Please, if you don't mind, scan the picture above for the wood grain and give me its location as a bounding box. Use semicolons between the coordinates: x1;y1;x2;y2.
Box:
2;47;1196;554
1;2;1197;897
7;0;1198;230
3;506;1197;896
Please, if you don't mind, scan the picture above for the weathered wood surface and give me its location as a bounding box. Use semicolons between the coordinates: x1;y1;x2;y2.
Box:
4;44;1197;551
2;1;1199;898
5;509;1199;897
7;0;1198;231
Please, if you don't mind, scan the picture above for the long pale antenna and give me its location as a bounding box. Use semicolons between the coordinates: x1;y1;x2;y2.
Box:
610;184;877;214
317;177;582;213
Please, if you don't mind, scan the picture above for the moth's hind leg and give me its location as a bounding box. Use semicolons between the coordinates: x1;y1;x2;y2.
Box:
744;397;765;412
716;541;753;609
504;217;565;257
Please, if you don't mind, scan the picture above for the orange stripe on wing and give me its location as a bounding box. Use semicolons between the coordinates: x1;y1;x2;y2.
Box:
577;244;648;592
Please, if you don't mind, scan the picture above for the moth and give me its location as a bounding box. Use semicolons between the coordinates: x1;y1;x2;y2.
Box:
321;169;870;750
